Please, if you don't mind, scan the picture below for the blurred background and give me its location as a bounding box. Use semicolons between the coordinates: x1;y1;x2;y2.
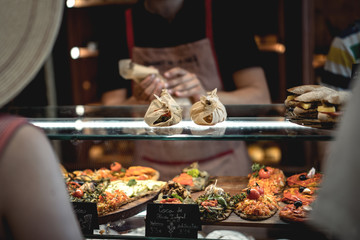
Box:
9;0;360;107
6;0;360;173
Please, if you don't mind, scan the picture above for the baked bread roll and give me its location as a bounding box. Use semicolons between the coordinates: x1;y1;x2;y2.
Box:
144;89;182;127
190;88;227;125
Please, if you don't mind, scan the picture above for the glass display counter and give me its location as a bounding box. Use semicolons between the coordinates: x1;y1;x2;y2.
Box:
7;104;335;141
4;104;334;240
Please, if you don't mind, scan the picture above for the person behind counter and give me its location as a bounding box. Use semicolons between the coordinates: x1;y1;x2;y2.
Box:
310;66;360;240
0;1;83;239
97;0;271;180
321;20;360;90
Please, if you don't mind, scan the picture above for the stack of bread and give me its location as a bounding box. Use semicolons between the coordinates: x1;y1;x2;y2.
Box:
284;85;351;124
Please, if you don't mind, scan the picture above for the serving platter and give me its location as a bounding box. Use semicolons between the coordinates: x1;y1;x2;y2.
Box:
98;191;160;224
98;176;307;227
192;176;290;228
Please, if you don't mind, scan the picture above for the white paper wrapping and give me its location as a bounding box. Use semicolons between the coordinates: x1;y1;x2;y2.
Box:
144;89;182;127
190;88;227;125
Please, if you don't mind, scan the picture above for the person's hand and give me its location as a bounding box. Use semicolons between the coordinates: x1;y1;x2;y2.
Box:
164;67;206;102
132;74;166;102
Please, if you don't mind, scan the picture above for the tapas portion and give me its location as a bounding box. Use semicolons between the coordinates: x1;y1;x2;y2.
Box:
196;182;237;223
278;167;322;223
63;163;165;217
172;162;210;192
284;84;351;128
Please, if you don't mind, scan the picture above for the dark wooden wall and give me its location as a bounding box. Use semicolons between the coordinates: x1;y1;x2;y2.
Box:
8;0;360;106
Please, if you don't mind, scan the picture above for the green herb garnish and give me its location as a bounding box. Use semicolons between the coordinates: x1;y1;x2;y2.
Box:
251;163;265;177
186;168;200;178
171;193;184;202
127;179;137;186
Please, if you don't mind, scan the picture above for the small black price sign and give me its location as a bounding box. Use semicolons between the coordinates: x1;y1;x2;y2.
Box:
72;202;99;234
145;203;201;239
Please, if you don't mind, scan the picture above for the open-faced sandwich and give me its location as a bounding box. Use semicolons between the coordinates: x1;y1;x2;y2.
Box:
172;162;210;192
154;181;195;204
248;163;286;195
286;167;323;188
234;184;279;221
196;182;236;223
280;186;318;205
279;200;313;223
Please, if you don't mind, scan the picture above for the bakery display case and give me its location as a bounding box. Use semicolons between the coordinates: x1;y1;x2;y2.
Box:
10;104;334;140
6;104;334;239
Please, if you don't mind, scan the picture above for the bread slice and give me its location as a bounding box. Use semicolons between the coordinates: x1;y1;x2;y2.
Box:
287;85;324;95
295;88;336;102
323;91;351;105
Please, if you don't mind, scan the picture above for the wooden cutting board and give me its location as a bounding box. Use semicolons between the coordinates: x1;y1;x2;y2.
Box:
98;191;159;224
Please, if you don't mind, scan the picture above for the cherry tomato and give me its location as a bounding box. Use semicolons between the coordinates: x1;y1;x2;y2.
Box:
259;168;271;179
110;162;122;172
255;184;264;195
72;188;84;198
247;188;260;200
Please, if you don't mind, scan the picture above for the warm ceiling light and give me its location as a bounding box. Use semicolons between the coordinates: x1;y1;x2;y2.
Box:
66;0;76;8
70;47;80;59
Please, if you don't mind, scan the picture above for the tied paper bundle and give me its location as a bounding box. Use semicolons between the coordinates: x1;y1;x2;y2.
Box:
119;59;165;83
190;88;227;125
144;89;182;127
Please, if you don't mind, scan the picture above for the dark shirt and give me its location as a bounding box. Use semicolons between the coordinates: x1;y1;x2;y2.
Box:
97;0;261;97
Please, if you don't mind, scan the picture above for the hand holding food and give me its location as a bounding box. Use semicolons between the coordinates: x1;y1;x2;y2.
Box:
119;59;167;102
119;59;164;84
132;74;167;102
164;67;206;102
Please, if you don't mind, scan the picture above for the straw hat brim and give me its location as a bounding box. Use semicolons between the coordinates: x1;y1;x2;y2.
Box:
0;0;64;107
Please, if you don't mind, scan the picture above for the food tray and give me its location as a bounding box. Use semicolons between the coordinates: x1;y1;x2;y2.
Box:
192;176;291;228
98;191;160;224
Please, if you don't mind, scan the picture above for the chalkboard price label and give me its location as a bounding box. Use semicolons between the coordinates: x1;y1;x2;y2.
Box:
145;203;201;239
72;202;99;234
